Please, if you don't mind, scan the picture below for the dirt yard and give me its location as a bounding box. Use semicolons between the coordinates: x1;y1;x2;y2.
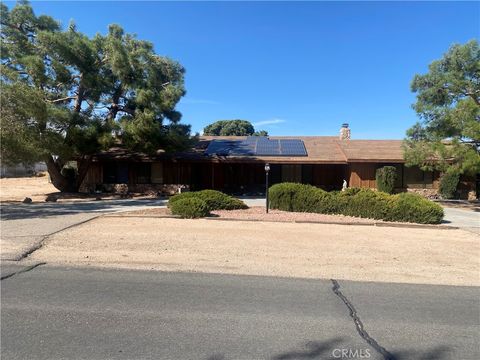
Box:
0;176;57;202
0;176;150;203
30;216;479;286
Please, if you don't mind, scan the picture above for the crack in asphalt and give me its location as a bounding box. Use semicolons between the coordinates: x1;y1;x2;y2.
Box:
1;262;47;280
11;216;100;261
331;279;396;360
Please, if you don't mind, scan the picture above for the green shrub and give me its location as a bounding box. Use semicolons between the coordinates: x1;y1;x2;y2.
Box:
388;193;444;224
376;166;397;194
168;190;247;211
269;183;443;224
340;189;394;220
269;183;316;212
439;170;460;199
268;183;298;211
168;192;197;206
195;190;248;210
170;197;210;218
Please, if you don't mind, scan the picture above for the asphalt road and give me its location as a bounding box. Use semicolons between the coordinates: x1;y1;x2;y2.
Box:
1;265;478;360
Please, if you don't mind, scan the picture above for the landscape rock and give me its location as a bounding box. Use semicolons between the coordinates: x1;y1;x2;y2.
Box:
45;194;58;202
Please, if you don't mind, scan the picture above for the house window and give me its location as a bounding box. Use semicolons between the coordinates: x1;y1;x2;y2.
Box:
136;163;151;184
103;163;117;184
103;163;129;184
404;166;433;189
302;165;313;184
282;165;302;183
151;163;163;184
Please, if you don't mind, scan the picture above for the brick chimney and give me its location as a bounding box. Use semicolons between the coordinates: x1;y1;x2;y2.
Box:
339;123;351;140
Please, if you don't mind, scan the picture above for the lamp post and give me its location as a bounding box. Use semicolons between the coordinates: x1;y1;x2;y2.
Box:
264;163;270;213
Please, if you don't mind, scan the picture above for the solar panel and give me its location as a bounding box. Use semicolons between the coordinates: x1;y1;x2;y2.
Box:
204;140;235;156
279;139;307;156
256;139;280;155
205;137;307;157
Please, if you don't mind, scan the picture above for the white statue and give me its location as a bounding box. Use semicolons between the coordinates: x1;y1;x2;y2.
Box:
342;179;348;191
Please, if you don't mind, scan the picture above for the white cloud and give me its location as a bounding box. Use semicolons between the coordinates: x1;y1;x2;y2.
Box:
253;118;287;127
180;98;220;105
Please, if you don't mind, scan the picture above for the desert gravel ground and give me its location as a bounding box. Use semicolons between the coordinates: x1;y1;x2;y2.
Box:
30;216;479;286
0;176;56;202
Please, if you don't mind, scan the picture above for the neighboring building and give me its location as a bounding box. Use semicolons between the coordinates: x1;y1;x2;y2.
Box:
80;124;475;197
0;162;47;178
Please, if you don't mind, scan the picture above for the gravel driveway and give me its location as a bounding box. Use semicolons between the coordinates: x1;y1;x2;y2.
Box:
442;207;480;234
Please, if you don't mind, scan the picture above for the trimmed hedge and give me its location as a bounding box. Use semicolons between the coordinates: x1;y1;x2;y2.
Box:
269;183;444;224
439;170;460;199
169;190;248;211
170;197;210;218
388;193;444;224
376;166;397;194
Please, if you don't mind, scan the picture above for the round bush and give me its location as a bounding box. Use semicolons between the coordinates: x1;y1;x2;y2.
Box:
195;190;248;210
168;190;247;211
376;166;397;194
269;183;338;214
170;197;210;218
168;192;197;207
340;189;394;220
439;170;460;199
388;193;444;224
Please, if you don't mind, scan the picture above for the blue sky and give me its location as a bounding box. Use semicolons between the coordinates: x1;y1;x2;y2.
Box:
10;1;479;138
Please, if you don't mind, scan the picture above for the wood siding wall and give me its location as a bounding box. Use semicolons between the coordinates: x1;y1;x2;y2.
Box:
81;163;102;189
311;164;346;189
82;161;443;193
348;163;377;188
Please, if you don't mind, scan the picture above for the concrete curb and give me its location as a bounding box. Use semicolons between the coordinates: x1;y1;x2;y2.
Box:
75;212;458;230
204;216;458;230
103;214;181;219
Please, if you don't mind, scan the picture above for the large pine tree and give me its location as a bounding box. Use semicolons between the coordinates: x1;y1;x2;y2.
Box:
1;1;192;191
404;40;480;176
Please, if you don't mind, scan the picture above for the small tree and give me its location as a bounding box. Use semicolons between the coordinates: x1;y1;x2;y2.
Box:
203;120;268;136
439;170;460;199
376;166;397;194
253;130;268;136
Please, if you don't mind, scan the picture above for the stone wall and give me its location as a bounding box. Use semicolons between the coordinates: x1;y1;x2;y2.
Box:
79;182;189;197
407;186;477;200
406;188;440;200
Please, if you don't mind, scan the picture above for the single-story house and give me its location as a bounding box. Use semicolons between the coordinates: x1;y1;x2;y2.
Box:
79;124;477;198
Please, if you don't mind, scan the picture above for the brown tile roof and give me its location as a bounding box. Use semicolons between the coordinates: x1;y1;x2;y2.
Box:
198;136;405;163
91;136;405;163
338;139;405;162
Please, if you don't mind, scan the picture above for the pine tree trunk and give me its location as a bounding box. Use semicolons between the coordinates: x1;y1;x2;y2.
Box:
75;156;92;192
45;157;74;192
45;156;92;193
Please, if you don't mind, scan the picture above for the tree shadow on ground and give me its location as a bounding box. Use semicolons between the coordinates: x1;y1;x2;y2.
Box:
204;339;453;360
0;199;167;220
272;337;344;359
390;345;451;360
